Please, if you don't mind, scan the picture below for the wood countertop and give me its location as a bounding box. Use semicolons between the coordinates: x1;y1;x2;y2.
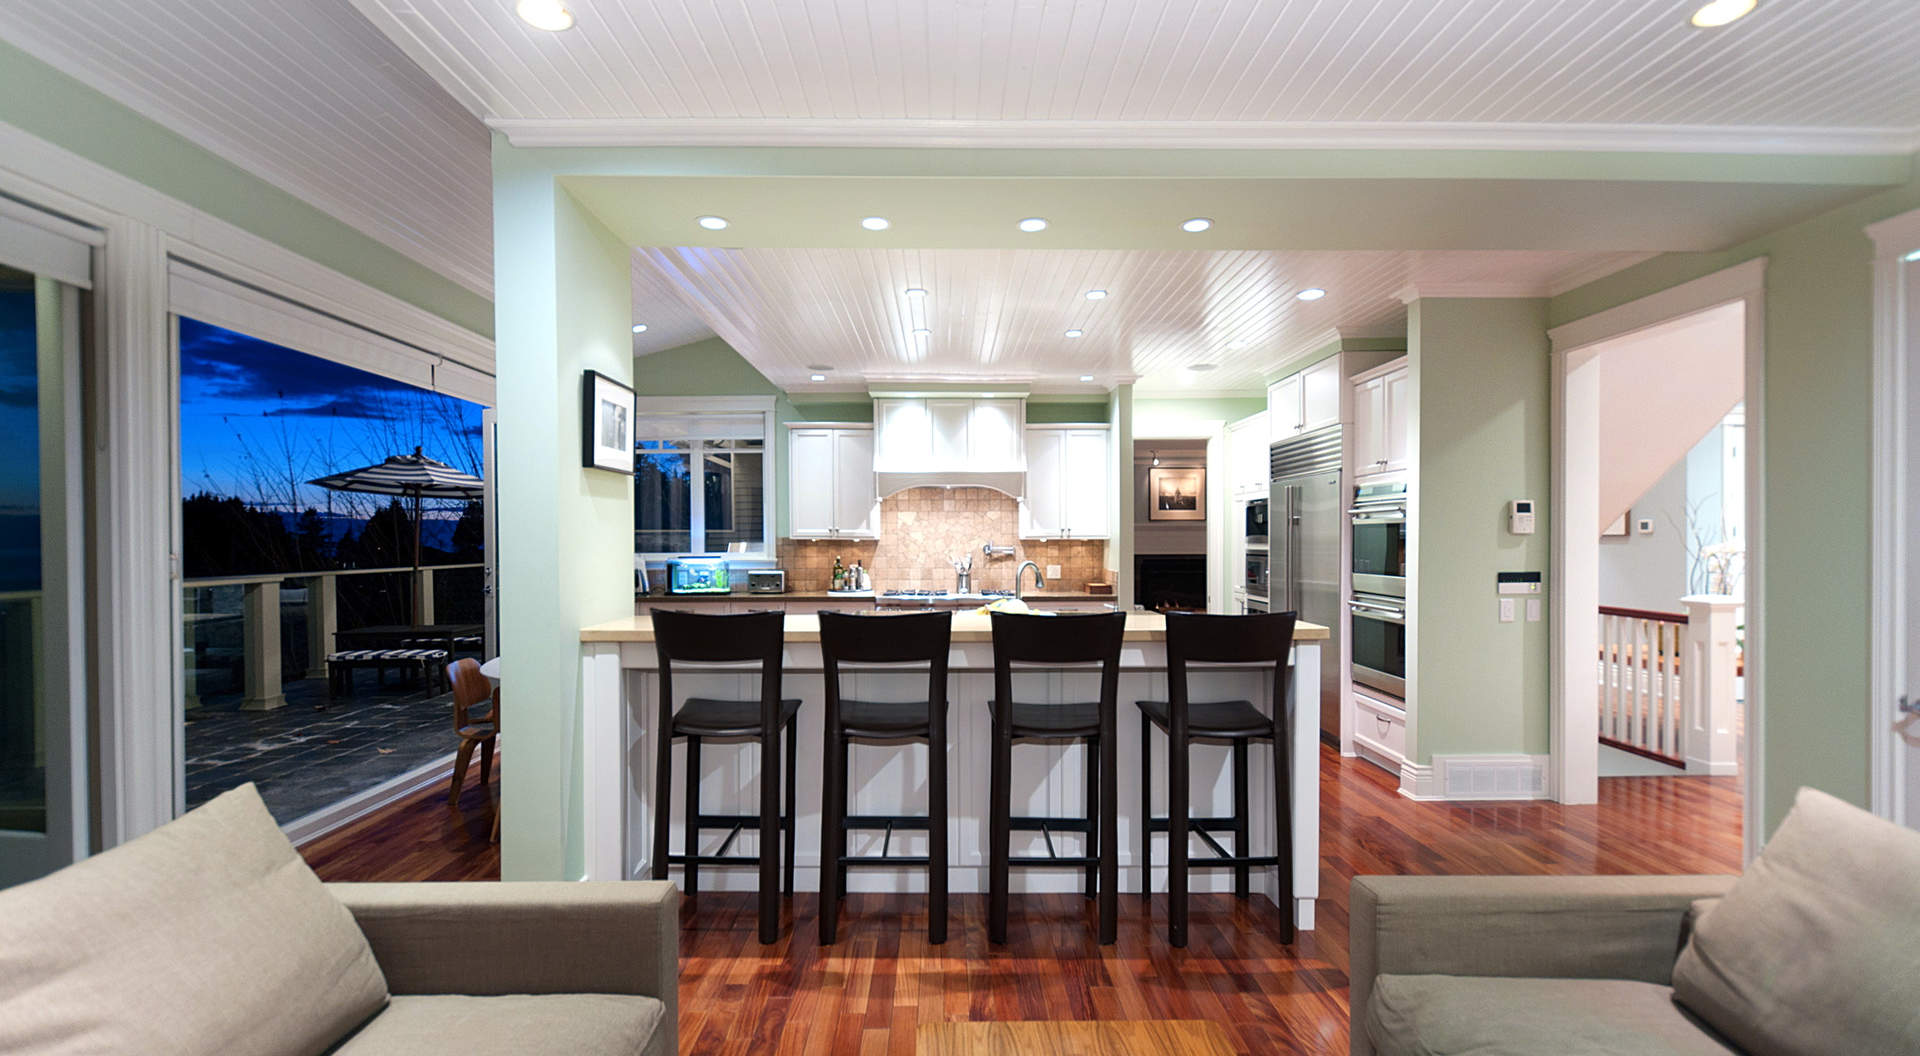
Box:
583;611;1330;644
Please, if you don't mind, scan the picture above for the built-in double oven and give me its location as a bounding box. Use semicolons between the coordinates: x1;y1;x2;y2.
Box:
1349;480;1407;698
1243;496;1271;609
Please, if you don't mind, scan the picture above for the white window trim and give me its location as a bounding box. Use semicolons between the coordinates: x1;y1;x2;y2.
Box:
1867;206;1920;826
633;395;776;562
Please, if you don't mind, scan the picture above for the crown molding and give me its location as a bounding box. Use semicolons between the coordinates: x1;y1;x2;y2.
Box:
1545;252;1663;297
489;116;1920;156
1396;282;1562;303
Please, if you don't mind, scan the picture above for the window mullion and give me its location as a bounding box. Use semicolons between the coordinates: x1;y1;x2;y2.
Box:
688;433;707;553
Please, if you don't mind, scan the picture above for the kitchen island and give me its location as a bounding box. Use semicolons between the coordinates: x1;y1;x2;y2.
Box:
579;612;1329;928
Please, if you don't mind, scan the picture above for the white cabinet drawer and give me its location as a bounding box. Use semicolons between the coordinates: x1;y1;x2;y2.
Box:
1352;692;1407;765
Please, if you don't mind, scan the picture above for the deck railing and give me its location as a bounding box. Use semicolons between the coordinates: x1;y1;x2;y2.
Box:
181;563;483;711
1596;596;1742;773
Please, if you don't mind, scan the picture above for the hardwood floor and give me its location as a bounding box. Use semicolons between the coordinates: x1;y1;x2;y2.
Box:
300;745;1742;1054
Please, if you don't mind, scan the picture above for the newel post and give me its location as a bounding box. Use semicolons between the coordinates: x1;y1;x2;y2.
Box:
1680;595;1742;775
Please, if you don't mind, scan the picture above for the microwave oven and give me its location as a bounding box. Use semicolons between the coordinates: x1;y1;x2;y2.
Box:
1350;480;1407;599
667;556;730;594
1245;499;1269;547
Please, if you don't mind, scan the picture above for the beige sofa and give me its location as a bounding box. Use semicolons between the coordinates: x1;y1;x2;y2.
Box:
1349;788;1920;1056
0;783;680;1056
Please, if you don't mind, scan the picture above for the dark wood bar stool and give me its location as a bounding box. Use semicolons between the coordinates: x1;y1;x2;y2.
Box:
817;609;953;946
1136;609;1298;948
987;609;1127;946
647;608;799;945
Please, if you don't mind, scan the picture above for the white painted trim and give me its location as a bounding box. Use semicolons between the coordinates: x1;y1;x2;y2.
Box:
1546;253;1664;298
283;752;459;846
489;117;1920;156
1548;257;1767;861
1398;282;1557;303
1398;762;1441;801
1867;206;1920;825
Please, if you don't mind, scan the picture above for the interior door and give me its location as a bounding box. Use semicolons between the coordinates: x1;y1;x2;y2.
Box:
0;269;86;887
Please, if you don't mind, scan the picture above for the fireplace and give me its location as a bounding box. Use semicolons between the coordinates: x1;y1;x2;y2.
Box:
1135;555;1208;613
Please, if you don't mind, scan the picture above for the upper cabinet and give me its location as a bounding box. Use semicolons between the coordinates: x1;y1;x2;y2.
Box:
1227;411;1270;498
1021;426;1110;539
788;425;878;538
1268;357;1340;443
874;397;1025;472
1353;359;1410;478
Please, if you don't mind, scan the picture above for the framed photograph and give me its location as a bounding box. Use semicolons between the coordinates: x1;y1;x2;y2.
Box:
582;370;636;473
1148;466;1206;521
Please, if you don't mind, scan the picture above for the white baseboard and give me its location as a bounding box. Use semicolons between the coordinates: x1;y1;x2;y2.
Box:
1601;743;1688;777
1398;762;1442;800
1684;755;1742;777
284;752;457;846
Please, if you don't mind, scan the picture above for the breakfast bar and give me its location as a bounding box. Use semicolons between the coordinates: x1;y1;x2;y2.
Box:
580;611;1329;928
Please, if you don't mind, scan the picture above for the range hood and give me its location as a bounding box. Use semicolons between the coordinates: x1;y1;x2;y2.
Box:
871;394;1028;499
874;468;1026;499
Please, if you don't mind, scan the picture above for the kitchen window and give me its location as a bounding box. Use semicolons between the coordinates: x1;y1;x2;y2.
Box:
633;398;774;560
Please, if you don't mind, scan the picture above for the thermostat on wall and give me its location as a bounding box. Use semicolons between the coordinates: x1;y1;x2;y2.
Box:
1497;571;1543;596
1508;499;1536;535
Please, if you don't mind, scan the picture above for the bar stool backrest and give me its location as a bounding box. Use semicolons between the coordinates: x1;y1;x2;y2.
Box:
649;608;787;719
818;609;954;724
989;610;1126;708
1162;609;1299;710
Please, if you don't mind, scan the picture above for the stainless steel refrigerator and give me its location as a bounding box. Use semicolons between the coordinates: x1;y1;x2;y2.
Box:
1270;425;1344;745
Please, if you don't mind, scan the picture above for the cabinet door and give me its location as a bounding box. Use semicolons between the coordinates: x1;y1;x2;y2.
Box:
1021;428;1065;537
929;400;971;467
969;398;1023;469
1383;368;1411;472
788;428;836;536
832;428;877;536
874;398;930;470
1352;377;1385;475
1062;428;1110;537
1301;358;1340;432
1269;374;1304;442
1232;414;1270;496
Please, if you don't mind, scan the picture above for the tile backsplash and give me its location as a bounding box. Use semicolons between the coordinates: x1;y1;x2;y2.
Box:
782;486;1108;592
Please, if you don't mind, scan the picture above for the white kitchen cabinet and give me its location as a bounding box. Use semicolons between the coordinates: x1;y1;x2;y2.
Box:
1268;374;1303;443
1352;360;1410;478
1301;358;1341;433
1227;411;1270;498
874;397;1025;472
1020;425;1110;538
787;425;877;538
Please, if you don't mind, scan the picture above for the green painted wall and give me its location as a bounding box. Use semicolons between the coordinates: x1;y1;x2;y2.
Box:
494;148;633;881
1028;397;1113;423
1134;396;1266;424
1408;298;1553;765
1550;154;1920;836
0;39;492;336
788;401;874;423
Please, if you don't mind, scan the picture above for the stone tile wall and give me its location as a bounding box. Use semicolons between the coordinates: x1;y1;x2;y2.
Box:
781;486;1108;592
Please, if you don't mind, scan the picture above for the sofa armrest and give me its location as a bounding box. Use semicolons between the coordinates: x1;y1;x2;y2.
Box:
328;881;679;1036
1348;874;1736;1056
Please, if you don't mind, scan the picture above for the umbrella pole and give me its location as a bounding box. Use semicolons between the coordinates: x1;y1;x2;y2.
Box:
412;491;423;624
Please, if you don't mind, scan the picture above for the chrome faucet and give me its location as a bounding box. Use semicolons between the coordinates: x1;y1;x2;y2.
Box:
1015;560;1047;599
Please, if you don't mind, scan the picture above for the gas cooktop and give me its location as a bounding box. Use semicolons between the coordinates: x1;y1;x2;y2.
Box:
879;589;1016;600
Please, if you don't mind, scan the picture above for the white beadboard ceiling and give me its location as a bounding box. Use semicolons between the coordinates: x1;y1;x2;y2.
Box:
0;0;496;297
364;0;1920;149
632;246;1650;395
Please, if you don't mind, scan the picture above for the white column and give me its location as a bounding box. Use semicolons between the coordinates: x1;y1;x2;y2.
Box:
1681;595;1742;775
240;581;285;711
304;573;337;679
414;567;436;625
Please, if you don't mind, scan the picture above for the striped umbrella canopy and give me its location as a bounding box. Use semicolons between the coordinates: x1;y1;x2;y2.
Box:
309;446;484;622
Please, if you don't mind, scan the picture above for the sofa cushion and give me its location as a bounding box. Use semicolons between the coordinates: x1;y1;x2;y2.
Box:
1671;787;1920;1056
1367;975;1739;1056
0;783;388;1056
329;994;668;1056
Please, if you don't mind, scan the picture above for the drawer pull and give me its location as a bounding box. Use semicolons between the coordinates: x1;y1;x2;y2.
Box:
1377;716;1391;736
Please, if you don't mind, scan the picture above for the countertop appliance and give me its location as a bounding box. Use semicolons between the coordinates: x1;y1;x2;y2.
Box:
1350;480;1408;599
1245;498;1269;548
666;556;730;595
747;569;787;594
1271;424;1344;744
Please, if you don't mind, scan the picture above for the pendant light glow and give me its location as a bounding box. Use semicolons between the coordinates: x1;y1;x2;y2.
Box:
515;0;574;31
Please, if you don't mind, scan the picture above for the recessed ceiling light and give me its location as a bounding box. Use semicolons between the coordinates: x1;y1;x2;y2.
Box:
696;215;728;230
1018;217;1049;233
1188;363;1218;372
1297;287;1327;301
1064;329;1083;339
1181;217;1213;233
631;324;648;333
810;374;827;382
861;216;891;231
1690;0;1756;27
1906;249;1920;263
515;0;574;31
1227;340;1246;351
1079;374;1095;383
1085;289;1108;300
903;287;927;297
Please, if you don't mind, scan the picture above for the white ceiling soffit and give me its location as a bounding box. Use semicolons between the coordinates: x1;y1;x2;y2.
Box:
630;246;1652;396
0;0;495;297
364;0;1920;153
629;256;716;355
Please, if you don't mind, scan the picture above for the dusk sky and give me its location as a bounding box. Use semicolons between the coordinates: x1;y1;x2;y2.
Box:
178;318;484;520
0;283;38;519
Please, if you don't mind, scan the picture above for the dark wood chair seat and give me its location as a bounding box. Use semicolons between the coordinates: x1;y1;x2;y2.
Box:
837;698;936;736
1136;698;1273;738
990;699;1106;739
671;697;801;737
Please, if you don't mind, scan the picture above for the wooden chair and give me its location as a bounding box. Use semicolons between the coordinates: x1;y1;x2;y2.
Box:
446;658;498;839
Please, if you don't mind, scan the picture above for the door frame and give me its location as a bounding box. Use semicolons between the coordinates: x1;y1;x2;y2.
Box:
1546;258;1766;861
1131;414;1229;613
1867;206;1920;825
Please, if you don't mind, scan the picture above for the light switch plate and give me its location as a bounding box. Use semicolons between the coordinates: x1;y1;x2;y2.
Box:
1499;597;1516;623
1526;598;1542;622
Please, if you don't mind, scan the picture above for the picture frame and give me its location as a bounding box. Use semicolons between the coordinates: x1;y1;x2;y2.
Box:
582;370;636;473
1147;465;1206;521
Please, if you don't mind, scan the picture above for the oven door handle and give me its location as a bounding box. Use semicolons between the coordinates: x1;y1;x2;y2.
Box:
1348;600;1406;625
1348;507;1408;522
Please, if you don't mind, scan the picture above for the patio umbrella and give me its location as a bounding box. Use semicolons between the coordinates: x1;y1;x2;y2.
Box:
309;446;485;623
